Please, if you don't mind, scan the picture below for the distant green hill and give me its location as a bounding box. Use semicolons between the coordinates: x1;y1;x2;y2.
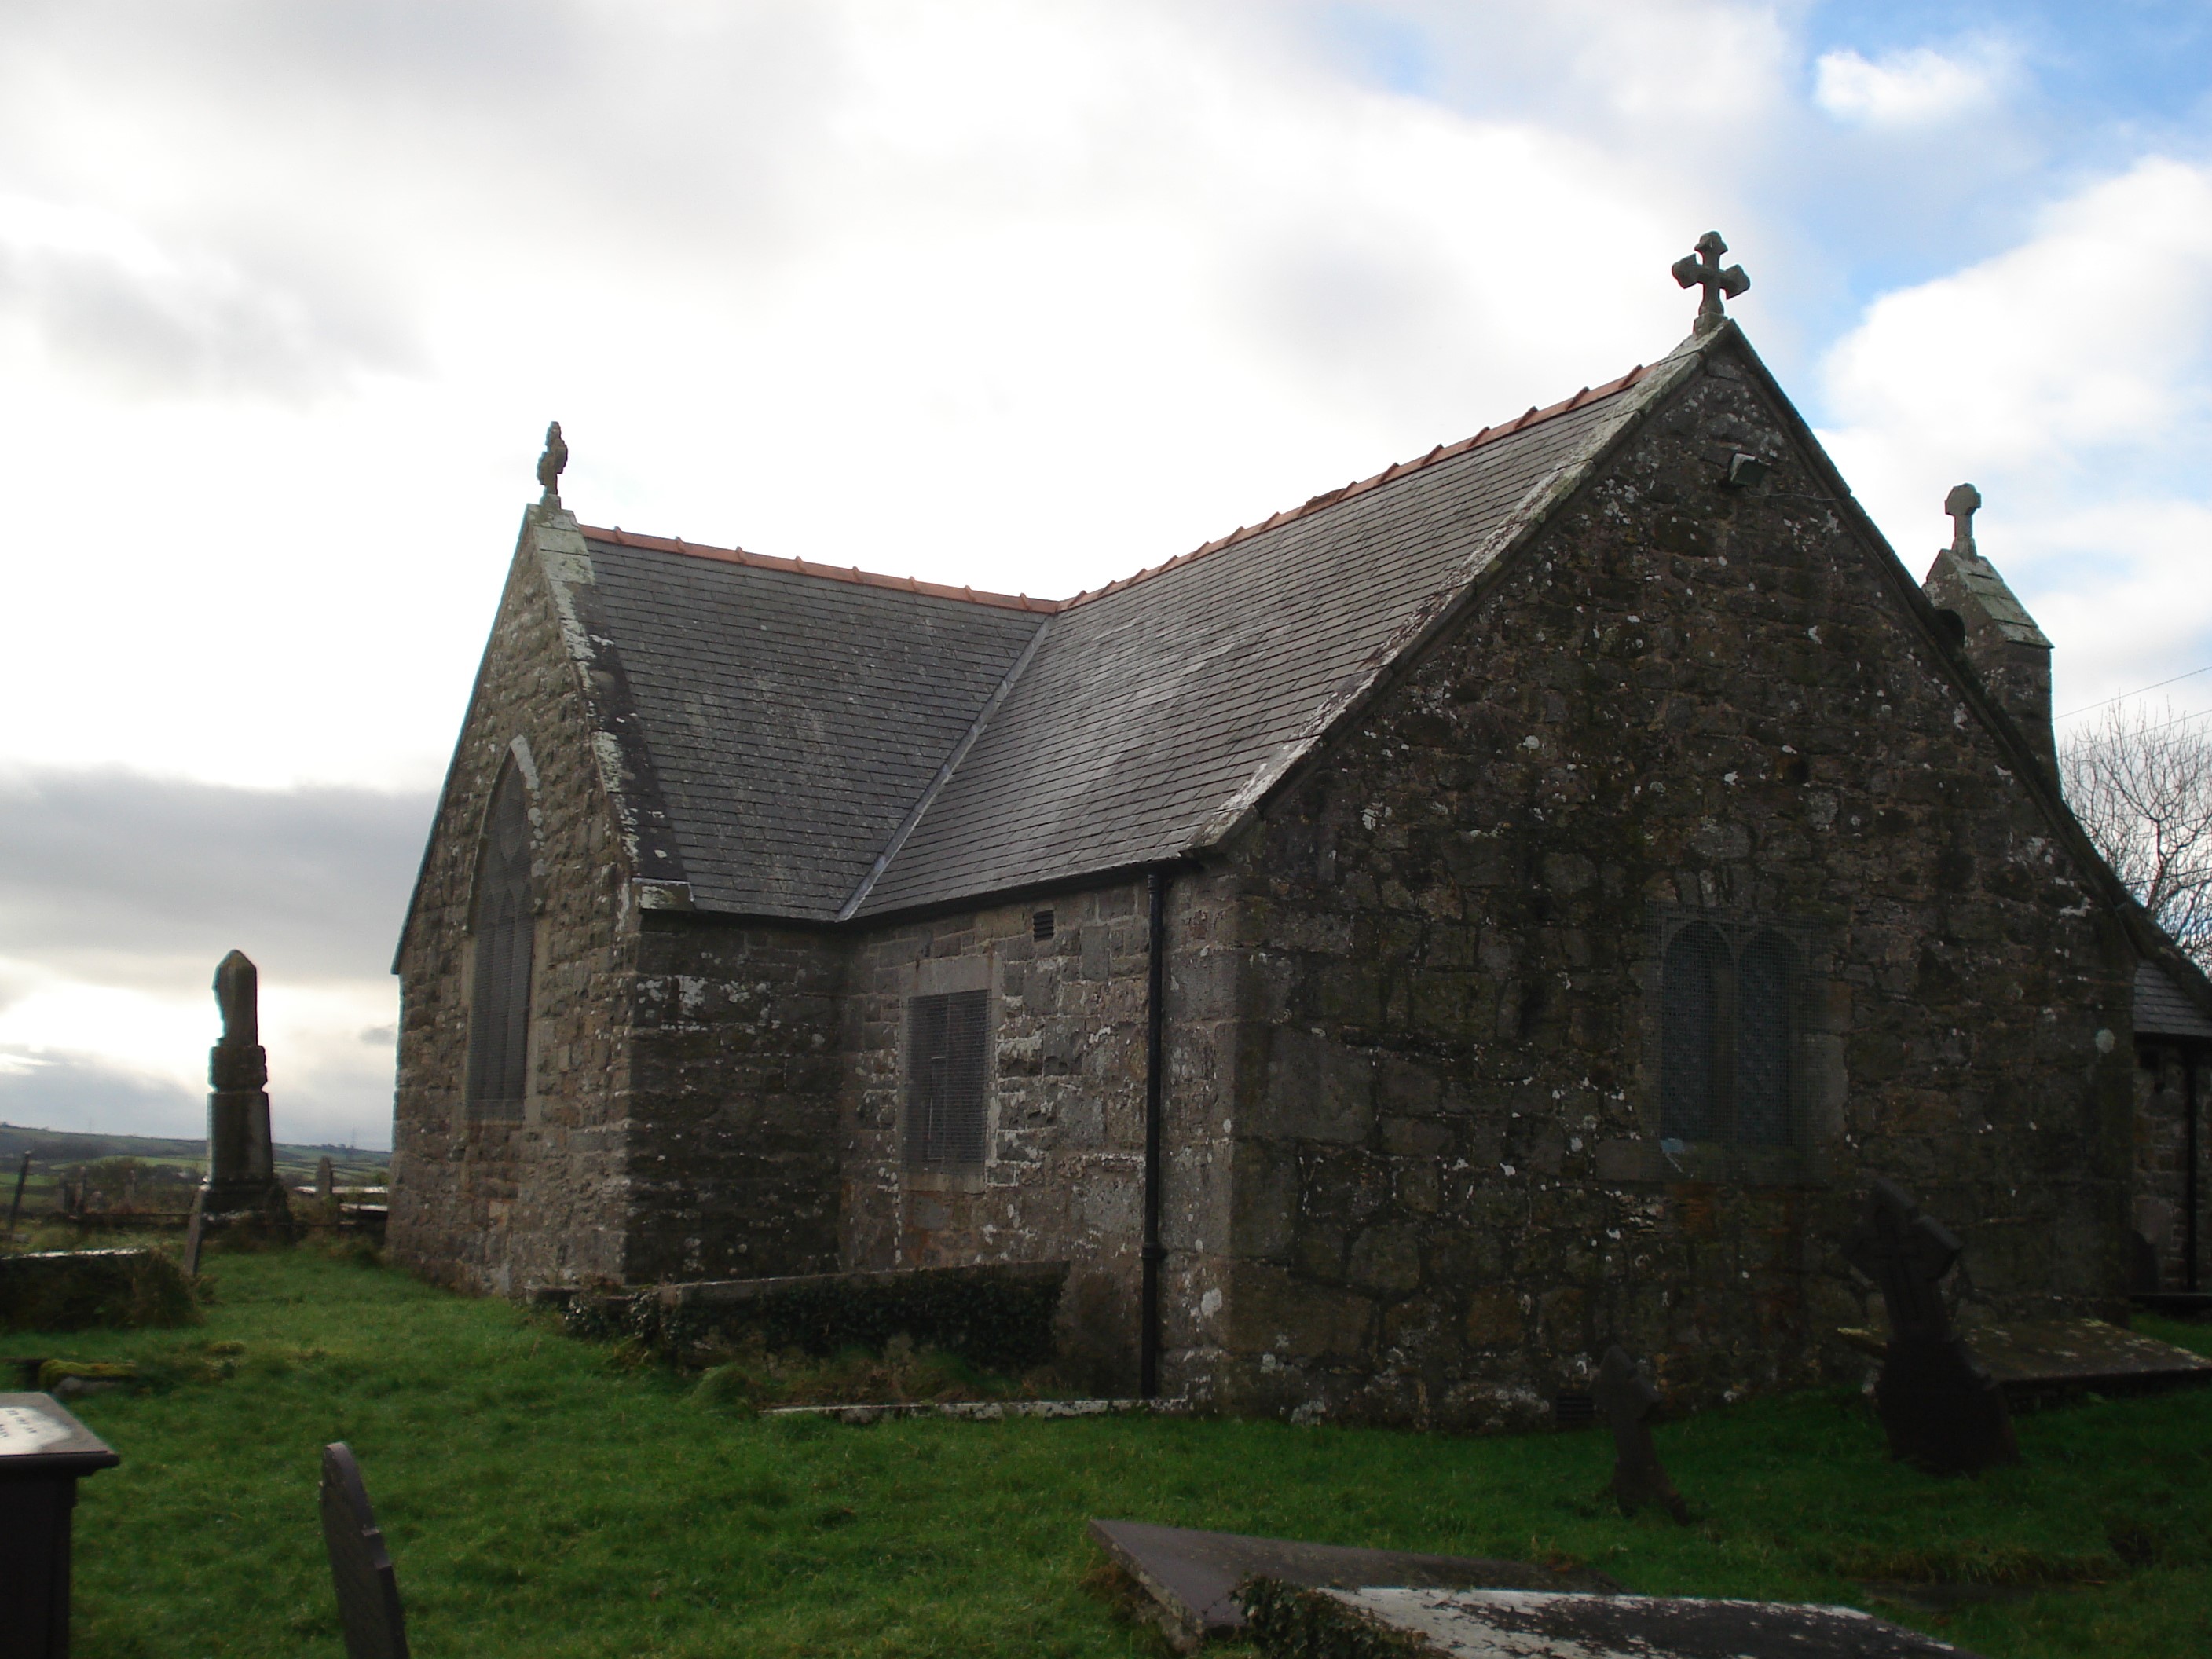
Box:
0;1122;388;1192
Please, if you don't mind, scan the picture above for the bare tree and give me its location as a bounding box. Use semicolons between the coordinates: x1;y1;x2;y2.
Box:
2061;702;2212;971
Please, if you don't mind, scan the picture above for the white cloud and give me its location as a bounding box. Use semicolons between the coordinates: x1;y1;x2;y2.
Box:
1813;42;2009;129
0;0;1740;794
1817;156;2212;720
0;974;397;1147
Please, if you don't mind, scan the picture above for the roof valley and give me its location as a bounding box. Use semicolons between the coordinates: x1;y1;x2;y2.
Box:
834;617;1056;921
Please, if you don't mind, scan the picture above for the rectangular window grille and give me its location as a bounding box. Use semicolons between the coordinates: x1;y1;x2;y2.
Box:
1032;909;1055;941
906;990;989;1167
1657;918;1801;1151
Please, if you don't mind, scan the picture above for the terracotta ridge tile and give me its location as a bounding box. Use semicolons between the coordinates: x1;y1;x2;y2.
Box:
577;358;1650;616
573;524;1064;613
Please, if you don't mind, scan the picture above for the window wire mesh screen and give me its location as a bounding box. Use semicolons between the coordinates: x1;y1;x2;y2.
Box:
906;990;989;1166
1659;923;1724;1143
1734;931;1796;1146
467;767;534;1119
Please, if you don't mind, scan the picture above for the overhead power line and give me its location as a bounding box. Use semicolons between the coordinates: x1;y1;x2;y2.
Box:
2055;662;2212;722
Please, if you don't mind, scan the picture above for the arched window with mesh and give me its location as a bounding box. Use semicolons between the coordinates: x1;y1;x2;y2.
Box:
467;764;535;1119
1659;922;1725;1143
1734;931;1796;1146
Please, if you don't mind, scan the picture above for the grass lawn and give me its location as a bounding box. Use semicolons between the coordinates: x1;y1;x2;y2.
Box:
15;1243;2212;1658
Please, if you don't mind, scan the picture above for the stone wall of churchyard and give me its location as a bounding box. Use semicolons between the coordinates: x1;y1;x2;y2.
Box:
620;917;846;1284
2131;1049;2208;1294
389;521;635;1295
1207;346;2138;1430
839;876;1245;1394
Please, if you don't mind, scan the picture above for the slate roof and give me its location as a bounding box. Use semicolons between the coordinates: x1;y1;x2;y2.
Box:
853;386;1639;915
581;540;1044;917
559;361;1667;923
2134;959;2212;1041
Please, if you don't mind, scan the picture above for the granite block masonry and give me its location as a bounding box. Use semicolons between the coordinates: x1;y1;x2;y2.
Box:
390;257;2204;1426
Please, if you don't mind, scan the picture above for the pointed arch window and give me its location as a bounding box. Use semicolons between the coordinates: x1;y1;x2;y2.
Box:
467;764;535;1119
1659;920;1800;1150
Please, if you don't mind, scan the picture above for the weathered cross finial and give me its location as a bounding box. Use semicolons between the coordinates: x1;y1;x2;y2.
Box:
1944;482;1981;557
536;421;568;506
1671;231;1749;334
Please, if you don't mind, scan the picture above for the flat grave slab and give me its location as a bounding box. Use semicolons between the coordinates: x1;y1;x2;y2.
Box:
1840;1317;2212;1399
1087;1519;1617;1650
1252;1584;1982;1658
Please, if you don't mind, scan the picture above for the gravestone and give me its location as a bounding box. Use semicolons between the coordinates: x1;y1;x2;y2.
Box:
181;1190;206;1279
200;951;291;1222
1241;1584;1983;1659
1089;1519;1616;1650
320;1442;410;1659
1592;1346;1689;1522
1842;1180;2016;1474
0;1392;121;1659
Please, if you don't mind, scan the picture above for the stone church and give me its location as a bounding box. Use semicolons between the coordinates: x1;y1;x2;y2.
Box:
390;247;2211;1425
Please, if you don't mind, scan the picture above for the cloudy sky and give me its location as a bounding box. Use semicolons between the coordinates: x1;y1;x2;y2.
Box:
4;0;2210;1148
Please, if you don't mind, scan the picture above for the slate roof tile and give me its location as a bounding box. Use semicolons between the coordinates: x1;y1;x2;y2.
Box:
566;360;1663;921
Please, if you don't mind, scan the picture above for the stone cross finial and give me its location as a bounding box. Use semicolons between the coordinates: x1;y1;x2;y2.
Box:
1944;482;1981;556
537;421;568;506
1671;231;1749;334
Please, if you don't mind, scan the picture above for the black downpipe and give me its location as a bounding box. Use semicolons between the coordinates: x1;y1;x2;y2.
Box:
2188;1049;2203;1295
1140;868;1170;1398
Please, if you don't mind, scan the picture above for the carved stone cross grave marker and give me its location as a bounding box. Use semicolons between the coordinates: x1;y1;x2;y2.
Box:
320;1443;410;1659
1671;231;1749;333
1592;1346;1690;1522
200;950;291;1223
1842;1180;2017;1474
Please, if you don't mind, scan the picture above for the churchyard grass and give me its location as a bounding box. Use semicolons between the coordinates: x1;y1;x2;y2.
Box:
18;1242;2212;1659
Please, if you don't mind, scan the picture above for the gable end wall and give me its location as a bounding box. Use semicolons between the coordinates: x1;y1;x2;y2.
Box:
388;537;635;1293
1210;347;2137;1426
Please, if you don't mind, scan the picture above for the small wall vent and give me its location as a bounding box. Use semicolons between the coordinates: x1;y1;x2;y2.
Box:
1553;1390;1597;1430
1032;910;1056;942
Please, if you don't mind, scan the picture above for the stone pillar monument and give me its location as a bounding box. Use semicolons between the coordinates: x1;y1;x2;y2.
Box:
201;950;291;1221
